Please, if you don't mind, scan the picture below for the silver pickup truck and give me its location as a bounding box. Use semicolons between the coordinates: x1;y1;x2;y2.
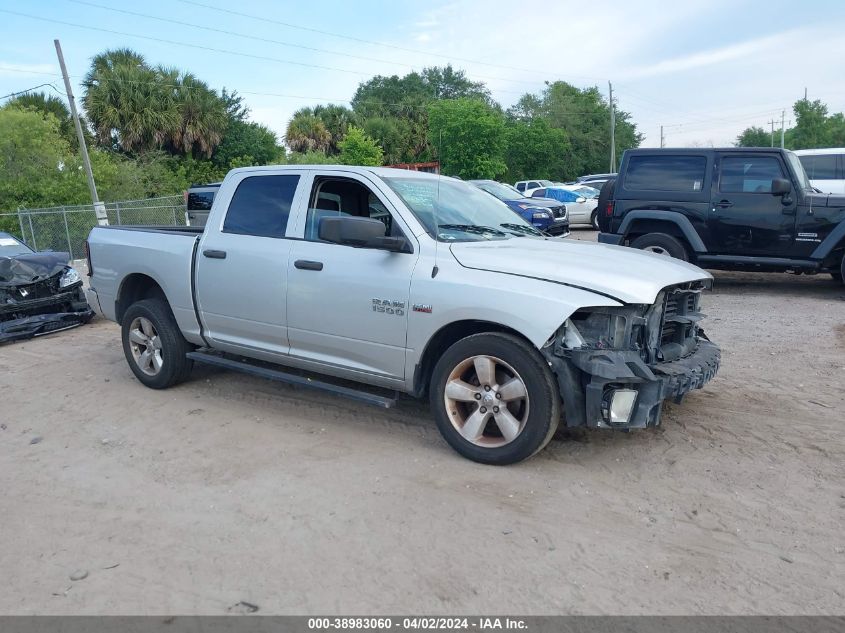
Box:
86;166;720;464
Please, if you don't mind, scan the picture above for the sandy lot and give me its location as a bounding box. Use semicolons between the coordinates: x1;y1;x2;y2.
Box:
1;231;844;615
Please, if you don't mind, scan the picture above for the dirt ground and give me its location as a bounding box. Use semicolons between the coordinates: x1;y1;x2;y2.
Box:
1;230;844;615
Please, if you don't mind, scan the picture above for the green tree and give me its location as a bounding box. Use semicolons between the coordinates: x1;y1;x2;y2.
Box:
213;120;280;168
504;118;571;181
4;91;85;148
351;65;490;163
428;98;506;179
790;98;830;149
0;108;78;213
285;111;331;153
508;82;641;177
313;104;357;154
82;49;227;157
338;126;383;166
735;126;772;147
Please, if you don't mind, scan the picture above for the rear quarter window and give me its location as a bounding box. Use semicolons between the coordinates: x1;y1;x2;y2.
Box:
799;154;840;180
222;175;300;238
624;155;707;192
187;191;216;211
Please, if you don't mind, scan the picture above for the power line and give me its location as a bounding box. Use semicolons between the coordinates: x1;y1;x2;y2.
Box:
174;0;607;83
66;0;555;90
1;9;541;98
0;82;66;100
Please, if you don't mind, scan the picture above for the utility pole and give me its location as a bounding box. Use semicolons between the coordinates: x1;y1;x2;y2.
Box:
608;81;616;172
54;39;108;226
767;119;776;147
660;125;665;148
780;109;785;149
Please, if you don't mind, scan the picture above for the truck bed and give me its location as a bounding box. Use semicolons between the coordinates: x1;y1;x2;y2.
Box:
86;225;204;344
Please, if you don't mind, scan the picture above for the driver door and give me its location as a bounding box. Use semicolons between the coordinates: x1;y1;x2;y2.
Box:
709;153;797;255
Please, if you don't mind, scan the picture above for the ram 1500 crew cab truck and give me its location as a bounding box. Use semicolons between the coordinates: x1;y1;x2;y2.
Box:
86;166;721;464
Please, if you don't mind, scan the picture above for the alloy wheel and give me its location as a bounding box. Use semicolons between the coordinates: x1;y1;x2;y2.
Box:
443;355;529;448
128;316;163;376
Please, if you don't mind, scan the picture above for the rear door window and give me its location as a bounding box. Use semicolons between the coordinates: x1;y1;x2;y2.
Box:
223;175;300;238
719;156;785;193
624;155;707;192
187;191;216;210
798;154;839;180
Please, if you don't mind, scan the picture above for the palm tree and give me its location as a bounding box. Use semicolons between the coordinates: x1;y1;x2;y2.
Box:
312;104;356;154
285;110;331;153
170;72;227;158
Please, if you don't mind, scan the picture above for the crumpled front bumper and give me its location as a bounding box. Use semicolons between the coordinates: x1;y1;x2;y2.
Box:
0;285;94;344
546;339;721;429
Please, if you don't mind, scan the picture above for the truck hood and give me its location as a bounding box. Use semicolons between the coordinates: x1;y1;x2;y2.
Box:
449;239;712;304
806;192;845;207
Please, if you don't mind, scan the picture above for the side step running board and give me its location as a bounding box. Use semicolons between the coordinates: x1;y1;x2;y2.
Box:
186;351;397;409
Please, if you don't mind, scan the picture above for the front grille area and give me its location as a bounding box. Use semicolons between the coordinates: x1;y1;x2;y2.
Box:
657;285;703;361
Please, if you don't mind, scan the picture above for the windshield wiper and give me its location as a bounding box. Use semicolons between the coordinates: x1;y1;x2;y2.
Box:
438;224;507;237
500;223;543;237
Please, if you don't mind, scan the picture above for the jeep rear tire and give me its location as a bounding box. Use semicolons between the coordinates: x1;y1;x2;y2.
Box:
430;332;560;465
121;298;194;389
630;232;689;261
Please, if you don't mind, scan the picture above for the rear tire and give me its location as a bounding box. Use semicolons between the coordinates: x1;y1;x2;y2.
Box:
121;298;194;389
429;332;560;465
835;255;845;284
630;232;689;261
590;210;600;230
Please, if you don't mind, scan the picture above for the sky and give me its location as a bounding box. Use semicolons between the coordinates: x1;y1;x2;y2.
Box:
1;0;845;150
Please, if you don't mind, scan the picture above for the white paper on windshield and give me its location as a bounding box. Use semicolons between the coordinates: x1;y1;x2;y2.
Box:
0;238;20;246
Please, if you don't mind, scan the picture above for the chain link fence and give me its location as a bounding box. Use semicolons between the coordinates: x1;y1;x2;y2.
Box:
0;195;185;260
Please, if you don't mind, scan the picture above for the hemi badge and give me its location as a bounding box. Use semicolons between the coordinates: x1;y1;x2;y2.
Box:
413;304;433;313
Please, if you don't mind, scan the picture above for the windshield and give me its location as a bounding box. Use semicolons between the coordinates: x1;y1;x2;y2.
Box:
539;180;554;187
383;177;544;242
473;181;524;201
785;151;812;191
0;235;33;257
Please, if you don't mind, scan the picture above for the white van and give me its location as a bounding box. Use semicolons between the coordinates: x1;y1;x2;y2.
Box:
794;148;845;193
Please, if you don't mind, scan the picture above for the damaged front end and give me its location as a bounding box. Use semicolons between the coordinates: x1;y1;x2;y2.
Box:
0;252;94;344
543;281;721;429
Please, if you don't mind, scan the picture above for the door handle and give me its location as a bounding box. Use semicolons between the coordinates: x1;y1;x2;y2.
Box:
715;200;733;208
294;259;323;271
203;249;227;259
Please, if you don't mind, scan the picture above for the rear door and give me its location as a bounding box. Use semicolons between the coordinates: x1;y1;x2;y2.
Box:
194;170;306;356
285;171;419;380
709;153;796;255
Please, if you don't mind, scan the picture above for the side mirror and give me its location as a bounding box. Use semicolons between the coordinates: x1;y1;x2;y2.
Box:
318;216;407;252
576;196;587;203
771;178;791;196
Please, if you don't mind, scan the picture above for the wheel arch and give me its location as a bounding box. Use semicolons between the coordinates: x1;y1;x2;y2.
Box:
618;210;707;253
411;319;533;397
115;273;168;325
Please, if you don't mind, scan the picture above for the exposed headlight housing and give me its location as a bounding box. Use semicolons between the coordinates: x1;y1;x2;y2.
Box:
59;267;81;288
532;210;551;219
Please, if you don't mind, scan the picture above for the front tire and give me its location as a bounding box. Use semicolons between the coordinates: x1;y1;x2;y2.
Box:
121;298;194;389
590;210;600;230
630;232;689;261
429;333;560;465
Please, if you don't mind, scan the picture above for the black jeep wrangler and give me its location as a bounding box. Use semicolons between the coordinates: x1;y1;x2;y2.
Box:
597;148;845;282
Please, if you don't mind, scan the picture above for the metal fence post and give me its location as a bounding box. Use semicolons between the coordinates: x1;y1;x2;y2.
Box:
115;201;121;225
26;211;37;250
17;208;26;241
62;206;74;259
171;204;177;225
